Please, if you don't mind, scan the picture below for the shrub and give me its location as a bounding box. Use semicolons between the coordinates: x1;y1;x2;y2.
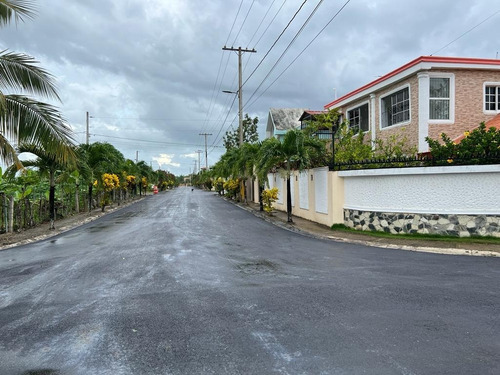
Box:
223;178;239;199
426;123;500;165
262;187;279;213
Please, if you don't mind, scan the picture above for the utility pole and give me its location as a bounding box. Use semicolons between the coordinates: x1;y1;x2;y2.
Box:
222;46;256;146
199;133;212;169
196;150;202;173
135;151;139;163
86;111;90;144
193;160;197;175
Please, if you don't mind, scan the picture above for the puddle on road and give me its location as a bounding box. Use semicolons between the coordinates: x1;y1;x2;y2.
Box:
236;259;279;275
88;224;112;233
21;369;61;375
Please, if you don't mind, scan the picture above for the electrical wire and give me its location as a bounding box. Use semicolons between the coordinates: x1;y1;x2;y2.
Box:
253;0;288;49
431;9;500;56
244;0;351;111
231;0;257;46
90;133;223;148
246;0;278;48
242;0;309;88
243;0;325;107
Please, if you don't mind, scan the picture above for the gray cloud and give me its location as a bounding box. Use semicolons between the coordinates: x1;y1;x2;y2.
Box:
1;0;499;174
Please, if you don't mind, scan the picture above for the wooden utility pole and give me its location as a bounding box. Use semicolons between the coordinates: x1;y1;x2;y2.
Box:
222;46;256;146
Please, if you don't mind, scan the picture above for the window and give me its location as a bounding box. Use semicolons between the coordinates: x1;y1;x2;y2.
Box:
347;103;369;133
380;87;410;128
429;77;450;120
485;85;500;111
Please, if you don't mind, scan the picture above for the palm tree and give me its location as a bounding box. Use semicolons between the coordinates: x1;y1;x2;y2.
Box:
78;142;125;212
257;129;325;223
235;142;262;206
0;1;74;167
13;142;76;229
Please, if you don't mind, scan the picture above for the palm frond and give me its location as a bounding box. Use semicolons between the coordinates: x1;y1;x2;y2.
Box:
0;50;60;100
0;0;35;26
1;95;76;165
0;132;22;169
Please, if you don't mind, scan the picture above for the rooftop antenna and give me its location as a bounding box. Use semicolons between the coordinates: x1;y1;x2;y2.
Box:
496;51;499;59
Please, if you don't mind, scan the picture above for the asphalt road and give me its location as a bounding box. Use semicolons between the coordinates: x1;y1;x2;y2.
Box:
0;186;498;375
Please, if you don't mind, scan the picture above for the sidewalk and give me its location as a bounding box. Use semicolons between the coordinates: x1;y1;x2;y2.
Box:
233;200;500;257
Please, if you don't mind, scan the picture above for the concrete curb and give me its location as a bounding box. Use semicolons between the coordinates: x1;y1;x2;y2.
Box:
230;199;499;258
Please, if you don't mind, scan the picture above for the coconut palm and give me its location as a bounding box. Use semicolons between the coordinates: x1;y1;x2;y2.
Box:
257;129;325;223
0;1;74;167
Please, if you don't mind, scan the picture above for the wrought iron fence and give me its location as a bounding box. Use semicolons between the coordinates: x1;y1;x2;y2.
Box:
328;151;500;171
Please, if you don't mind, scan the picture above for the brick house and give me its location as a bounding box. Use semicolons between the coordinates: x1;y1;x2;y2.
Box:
324;56;500;153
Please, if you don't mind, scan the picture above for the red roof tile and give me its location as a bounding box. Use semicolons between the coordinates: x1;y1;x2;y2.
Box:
453;114;500;143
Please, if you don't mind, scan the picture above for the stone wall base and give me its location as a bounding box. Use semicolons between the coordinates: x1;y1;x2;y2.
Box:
344;210;500;238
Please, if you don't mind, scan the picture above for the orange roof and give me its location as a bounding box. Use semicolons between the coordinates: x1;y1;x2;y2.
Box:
453;114;500;143
325;56;500;109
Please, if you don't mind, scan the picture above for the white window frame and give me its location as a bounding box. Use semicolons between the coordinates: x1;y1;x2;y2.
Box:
379;84;411;130
346;101;370;133
428;72;455;124
483;82;500;114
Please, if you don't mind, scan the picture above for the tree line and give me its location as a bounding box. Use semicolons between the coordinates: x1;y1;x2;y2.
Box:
0;2;177;232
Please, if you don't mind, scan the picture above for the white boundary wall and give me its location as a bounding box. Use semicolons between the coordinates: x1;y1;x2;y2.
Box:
339;165;500;215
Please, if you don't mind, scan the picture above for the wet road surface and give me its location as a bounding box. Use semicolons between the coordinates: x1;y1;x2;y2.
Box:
0;187;499;374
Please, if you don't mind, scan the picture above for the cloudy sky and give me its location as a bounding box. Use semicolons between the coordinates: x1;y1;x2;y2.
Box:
2;0;499;175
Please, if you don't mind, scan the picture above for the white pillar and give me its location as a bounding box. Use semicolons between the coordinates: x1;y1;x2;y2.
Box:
370;93;377;149
418;72;430;153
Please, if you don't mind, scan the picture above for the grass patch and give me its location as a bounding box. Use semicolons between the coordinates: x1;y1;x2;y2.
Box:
330;224;500;244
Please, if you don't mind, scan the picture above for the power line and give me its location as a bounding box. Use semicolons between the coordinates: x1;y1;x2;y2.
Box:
431;9;500;56
246;0;279;48
245;0;352;111
243;0;325;108
90;116;218;122
253;0;288;49
225;0;244;46
242;0;309;88
231;0;257;46
90;133;223;148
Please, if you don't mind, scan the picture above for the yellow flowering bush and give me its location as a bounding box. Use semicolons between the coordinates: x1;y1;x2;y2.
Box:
102;173;120;192
426;122;500;165
262;187;279;213
141;177;147;188
214;177;225;195
223;178;239;199
126;175;136;189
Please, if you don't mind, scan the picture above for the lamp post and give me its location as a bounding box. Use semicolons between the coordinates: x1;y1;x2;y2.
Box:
222;89;242;146
331;124;339;170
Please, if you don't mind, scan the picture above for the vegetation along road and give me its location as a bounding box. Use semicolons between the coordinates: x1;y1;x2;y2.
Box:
0;187;498;374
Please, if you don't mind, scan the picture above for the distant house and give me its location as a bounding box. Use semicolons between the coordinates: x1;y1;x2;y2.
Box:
324;56;500;153
298;110;333;140
266;108;306;140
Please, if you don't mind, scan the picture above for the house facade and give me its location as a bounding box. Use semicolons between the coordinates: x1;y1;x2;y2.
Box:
324;56;500;153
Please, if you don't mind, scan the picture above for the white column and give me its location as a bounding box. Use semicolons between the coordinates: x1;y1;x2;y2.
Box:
418;72;430;153
370;93;376;149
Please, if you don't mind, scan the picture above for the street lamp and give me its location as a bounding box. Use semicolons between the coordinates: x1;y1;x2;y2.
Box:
331;124;339;170
222;89;242;147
